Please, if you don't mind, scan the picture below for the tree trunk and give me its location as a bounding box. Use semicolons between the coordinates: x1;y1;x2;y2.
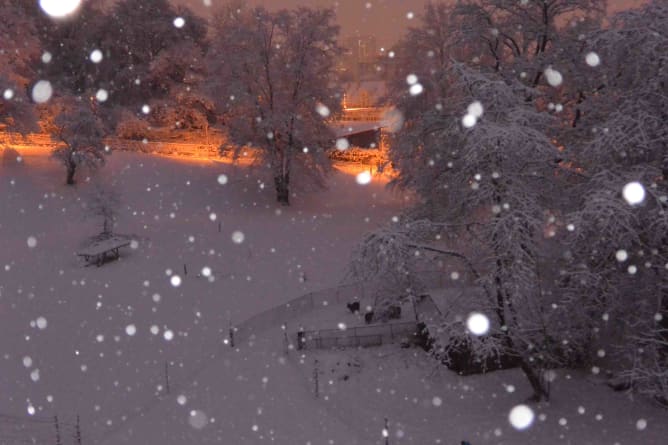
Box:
274;173;290;205
520;359;549;402
103;217;111;235
66;162;76;185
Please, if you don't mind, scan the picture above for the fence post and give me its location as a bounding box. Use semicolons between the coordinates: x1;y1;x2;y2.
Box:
313;359;320;399
383;417;390;445
54;415;62;445
390;324;394;341
164;361;170;395
297;327;305;350
76;415;82;445
228;319;235;348
282;324;289;354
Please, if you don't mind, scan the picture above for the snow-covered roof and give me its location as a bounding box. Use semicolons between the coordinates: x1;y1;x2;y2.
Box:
330;121;382;138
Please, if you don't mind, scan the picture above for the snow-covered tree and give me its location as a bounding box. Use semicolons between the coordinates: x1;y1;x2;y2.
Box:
50;98;106;185
38;2;107;96
208;5;342;205
560;0;668;405
146;40;215;132
0;75;38;136
356;58;582;400
0;0;42;85
36;0;209;132
0;0;40;135
103;0;208;109
453;0;604;79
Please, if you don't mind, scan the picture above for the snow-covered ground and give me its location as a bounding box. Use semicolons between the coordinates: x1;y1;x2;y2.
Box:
1;148;666;444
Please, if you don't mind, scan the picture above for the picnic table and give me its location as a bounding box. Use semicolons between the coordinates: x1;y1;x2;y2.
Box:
76;236;131;267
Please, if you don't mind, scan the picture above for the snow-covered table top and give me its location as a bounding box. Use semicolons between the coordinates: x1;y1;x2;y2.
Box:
76;236;131;257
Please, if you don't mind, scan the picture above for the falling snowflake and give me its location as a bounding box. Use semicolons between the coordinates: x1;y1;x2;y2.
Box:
231;231;245;244
315;103;330;118
336;138;350;151
90;49;103;63
96;89;109;102
188;410;208;429
622;182;645;205
509;404;535;430
31;81;53;104
544;67;563;87
356;171;372;185
462;114;477;128
36;317;48;330
409;83;424;96
585;52;601;67
125;324;137;336
616;249;629;262
39;0;81;18
467;101;484;118
466;312;490;336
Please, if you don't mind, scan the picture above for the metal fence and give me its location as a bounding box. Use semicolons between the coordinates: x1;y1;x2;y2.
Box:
232;270;463;345
233;282;360;343
299;321;419;350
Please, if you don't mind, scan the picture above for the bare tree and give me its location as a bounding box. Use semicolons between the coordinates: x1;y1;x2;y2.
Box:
208;4;342;205
84;183;121;238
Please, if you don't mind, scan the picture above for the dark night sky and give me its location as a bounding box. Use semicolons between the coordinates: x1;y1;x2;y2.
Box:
175;0;646;47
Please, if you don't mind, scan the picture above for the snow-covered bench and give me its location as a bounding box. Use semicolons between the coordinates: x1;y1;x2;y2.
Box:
76;236;131;267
